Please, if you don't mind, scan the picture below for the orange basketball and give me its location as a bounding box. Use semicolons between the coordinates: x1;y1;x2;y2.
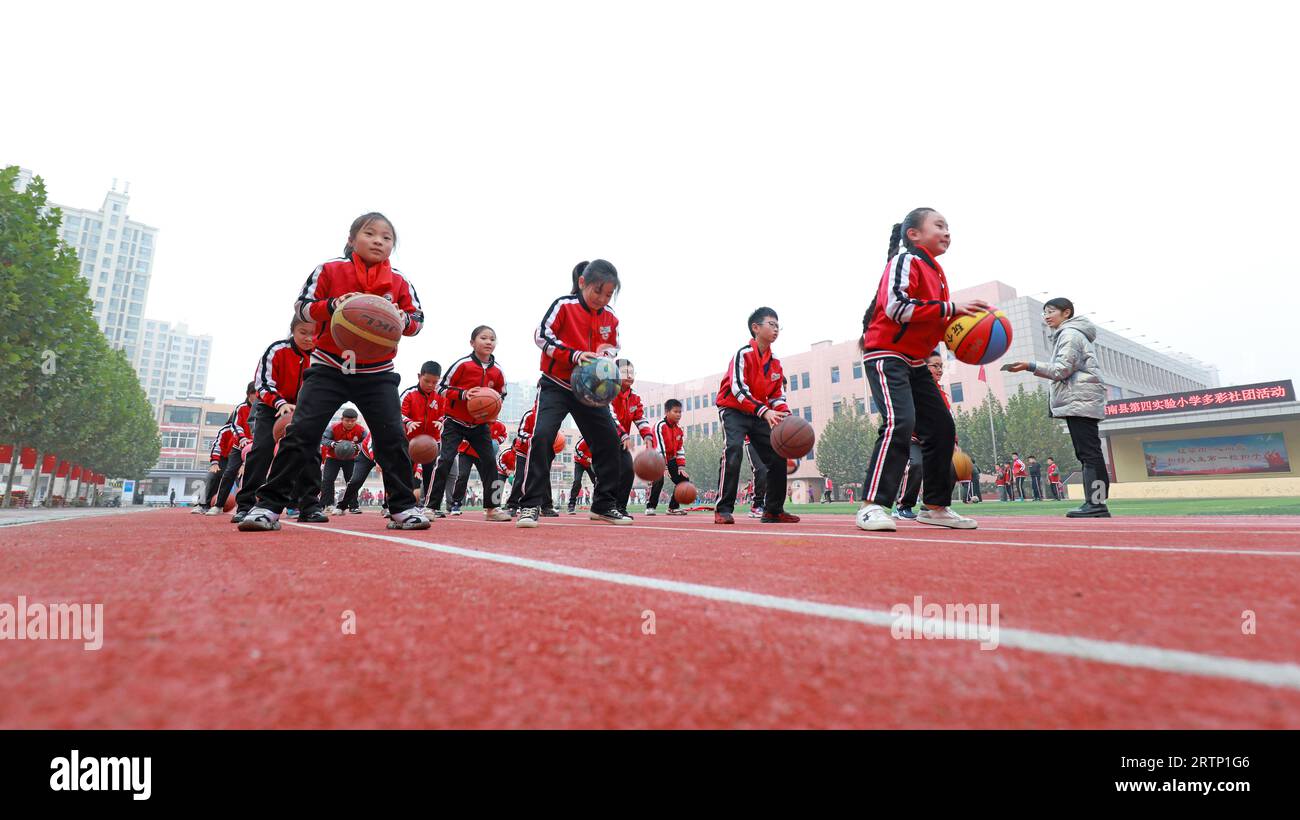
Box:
674;481;697;505
553;433;566;454
770;415;814;459
952;448;973;481
468;388;503;423
273;410;294;441
222;495;236;512
634;449;666;482
329;294;403;361
409;435;440;465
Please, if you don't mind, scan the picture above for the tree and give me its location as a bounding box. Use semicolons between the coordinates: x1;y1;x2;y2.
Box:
813;405;876;495
954;385;1078;477
683;430;726;493
1;167;159;504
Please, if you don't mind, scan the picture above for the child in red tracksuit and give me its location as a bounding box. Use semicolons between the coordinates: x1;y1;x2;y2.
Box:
1011;453;1028;502
235;315;322;523
427;326;512;521
502;407;558;516
400;360;444;505
609;360;655;518
1047;457;1062;500
995;461;1010;501
714;307;795;525
322;408;367;514
240;211;428;532
516;260;627;528
567;437;593;514
450;420;507;514
646;399;690;516
212;382;258;516
856;208;987;533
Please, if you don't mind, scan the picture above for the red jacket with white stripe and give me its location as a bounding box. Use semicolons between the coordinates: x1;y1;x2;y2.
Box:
400;385;445;440
294;254;423;373
213;424;247;460
438;354;506;426
254;338;311;409
360;433;374;462
862;247;955;365
1012;458;1027;478
574;438;592;469
512;407;536;455
323;421;367;458
228;401;254;441
654;419;686;467
497;446;517;476
611;390;653;442
716;339;790;417
534;292;619;388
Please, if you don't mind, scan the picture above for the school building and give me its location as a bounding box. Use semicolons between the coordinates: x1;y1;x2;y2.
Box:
1099;380;1300;499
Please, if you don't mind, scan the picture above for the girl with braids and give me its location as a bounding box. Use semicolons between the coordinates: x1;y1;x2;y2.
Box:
855;208;988;533
516;260;628;528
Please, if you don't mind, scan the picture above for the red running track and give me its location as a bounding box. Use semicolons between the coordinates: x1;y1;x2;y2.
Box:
2;509;1298;729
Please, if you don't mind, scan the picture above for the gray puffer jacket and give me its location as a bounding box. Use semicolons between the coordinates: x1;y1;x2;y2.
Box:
1029;316;1106;420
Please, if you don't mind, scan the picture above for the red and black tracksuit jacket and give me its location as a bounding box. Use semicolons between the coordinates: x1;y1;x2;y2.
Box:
512;407;536;456
574;438;592;469
438;354;506;426
716;339;790;417
497;445;517;476
294;253;424;373
653;419;686;468
862;247;956;367
213;423;247;460
611;389;653;443
1013;458;1028;479
322;421;367;459
534;291;619;388
254;338;311;409
400;385;445;440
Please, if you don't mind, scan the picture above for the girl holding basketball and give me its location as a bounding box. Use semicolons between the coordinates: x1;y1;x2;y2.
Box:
516;260;629;528
856;208;987;532
428;326;513;521
239;212;429;531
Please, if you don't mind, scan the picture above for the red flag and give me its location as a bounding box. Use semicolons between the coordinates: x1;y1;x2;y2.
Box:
977;365;988;383
20;448;37;469
56;460;70;478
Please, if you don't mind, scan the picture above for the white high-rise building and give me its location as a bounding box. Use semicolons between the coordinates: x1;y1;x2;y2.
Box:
137;320;213;411
54;180;158;367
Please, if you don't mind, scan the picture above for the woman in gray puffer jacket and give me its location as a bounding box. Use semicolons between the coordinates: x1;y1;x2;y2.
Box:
1004;298;1111;517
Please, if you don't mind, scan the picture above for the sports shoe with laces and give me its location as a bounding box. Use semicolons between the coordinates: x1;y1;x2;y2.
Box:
590;509;632;525
714;512;735;525
484;508;512;522
387;507;432;530
855;504;896;532
761;511;801;524
515;507;540;528
237;507;281;532
916;506;978;529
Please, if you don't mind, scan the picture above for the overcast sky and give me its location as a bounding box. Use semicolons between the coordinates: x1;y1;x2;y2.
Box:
5;1;1298;402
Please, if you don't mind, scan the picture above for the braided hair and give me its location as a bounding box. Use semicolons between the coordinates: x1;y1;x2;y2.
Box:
860;207;938;350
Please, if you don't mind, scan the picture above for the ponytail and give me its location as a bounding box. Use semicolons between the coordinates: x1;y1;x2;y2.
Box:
570;261;588;294
861;207;937;352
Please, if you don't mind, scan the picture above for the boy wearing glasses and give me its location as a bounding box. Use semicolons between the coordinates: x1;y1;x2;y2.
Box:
714;308;798;525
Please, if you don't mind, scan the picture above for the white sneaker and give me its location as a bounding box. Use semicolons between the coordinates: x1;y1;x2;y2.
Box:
855;504;897;532
330;506;344;516
190;506;206;515
747;508;763;519
484;508;512;522
204;507;222;516
238;507;281;532
516;507;541;528
590;509;633;526
916;506;978;530
387;507;432;530
644;508;657;516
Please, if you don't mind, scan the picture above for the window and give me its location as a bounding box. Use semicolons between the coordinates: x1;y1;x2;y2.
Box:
161;432;198;449
833;400;842;415
852;362;863;379
205;411;230;426
830;366;840;384
855;397;865;414
869;397;879;414
801;372;810;390
165;406;201;424
803;407;812;422
112;203;121;212
711;392;717;405
951;383;964;403
789;378;798;392
712;421;718;435
807;448;815;461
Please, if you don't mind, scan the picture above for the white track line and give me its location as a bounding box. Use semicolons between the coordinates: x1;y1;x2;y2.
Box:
283;522;1300;692
442;517;1300;557
0;508;158;529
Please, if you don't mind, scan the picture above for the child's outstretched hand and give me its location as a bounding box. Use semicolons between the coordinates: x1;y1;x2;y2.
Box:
1002;362;1031;372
